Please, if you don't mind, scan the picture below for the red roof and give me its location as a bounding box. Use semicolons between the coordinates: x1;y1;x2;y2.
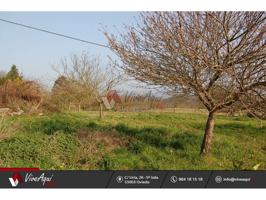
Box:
106;90;122;104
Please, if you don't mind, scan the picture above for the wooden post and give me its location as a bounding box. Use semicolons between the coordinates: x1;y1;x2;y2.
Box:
78;103;81;112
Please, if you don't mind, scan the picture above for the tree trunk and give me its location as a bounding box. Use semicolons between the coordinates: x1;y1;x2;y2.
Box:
99;102;103;119
200;111;215;154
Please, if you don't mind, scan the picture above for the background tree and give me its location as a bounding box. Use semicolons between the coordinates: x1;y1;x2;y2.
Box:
0;65;24;105
6;65;22;81
52;52;123;116
105;12;266;154
0;65;22;86
51;76;76;111
51;75;94;111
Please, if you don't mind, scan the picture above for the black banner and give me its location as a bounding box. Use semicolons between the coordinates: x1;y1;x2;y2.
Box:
0;170;265;188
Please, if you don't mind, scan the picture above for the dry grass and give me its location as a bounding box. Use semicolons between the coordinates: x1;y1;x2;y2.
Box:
0;116;13;140
77;129;129;152
74;129;130;168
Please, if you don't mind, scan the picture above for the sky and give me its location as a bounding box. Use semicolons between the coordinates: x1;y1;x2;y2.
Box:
0;12;139;89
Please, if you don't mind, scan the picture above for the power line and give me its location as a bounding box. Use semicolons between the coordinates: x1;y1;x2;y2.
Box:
0;18;110;49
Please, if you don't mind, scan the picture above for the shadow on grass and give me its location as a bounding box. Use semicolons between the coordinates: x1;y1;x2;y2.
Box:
23;115;108;135
114;123;201;150
23;115;202;151
215;122;265;135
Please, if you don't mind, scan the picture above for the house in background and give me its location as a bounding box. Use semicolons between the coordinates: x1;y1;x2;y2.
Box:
102;90;122;110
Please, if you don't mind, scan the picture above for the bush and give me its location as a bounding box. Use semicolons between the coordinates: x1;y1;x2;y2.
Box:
0;79;44;113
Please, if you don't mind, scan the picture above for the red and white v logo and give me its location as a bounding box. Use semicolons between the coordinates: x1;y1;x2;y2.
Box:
9;173;23;187
9;177;19;187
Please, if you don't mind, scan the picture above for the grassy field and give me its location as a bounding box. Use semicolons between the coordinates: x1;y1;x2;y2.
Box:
0;110;265;170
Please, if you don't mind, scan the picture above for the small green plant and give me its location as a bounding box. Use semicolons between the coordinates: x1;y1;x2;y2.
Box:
99;155;112;170
128;140;145;154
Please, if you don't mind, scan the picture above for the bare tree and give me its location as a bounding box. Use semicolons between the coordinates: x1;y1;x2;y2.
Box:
240;87;266;126
52;52;123;117
105;12;266;154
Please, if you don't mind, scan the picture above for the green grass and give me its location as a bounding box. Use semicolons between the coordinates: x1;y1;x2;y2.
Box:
0;111;265;170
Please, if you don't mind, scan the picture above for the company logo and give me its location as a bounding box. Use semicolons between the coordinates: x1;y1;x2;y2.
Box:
9;172;23;187
9;172;54;187
25;173;54;186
